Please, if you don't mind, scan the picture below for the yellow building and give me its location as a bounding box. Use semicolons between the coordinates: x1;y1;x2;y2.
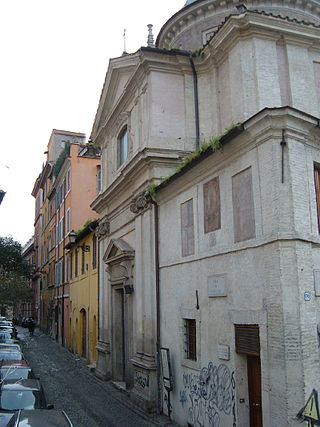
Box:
66;220;98;365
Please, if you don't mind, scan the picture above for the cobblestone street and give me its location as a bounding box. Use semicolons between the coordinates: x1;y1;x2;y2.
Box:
19;327;172;427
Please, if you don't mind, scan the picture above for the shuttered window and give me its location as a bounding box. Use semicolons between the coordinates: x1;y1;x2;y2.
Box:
92;235;97;269
315;167;320;233
235;325;260;356
81;247;85;275
75;250;78;277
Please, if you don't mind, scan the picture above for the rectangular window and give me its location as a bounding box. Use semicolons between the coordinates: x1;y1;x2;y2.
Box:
232;167;256;243
97;169;101;195
315;166;320;233
181;199;195;257
92;235;97;269
47;237;49;260
67;168;71;193
235;325;260;356
81;248;85;275
203;176;221;233
66;209;70;234
75;250;78;277
184;319;197;361
118;127;128;167
66;255;69;282
70;253;73;280
58;217;64;243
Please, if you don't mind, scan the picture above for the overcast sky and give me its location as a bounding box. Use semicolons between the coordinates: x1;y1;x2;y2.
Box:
0;0;184;247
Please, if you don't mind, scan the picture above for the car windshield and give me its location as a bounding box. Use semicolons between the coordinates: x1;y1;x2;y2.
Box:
0;368;32;380
0;389;43;411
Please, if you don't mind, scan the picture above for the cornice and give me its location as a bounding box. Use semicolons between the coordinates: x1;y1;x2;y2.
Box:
93;50;193;146
194;11;320;71
155;106;320;201
156;0;320;50
91;53;140;142
91;147;186;214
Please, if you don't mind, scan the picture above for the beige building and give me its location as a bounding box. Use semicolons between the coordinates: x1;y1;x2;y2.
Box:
91;0;320;425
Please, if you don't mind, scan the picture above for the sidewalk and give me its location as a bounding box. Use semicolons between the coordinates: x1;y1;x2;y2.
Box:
19;327;175;427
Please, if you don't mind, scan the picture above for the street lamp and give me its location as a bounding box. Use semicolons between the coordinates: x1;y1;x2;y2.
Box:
68;231;77;245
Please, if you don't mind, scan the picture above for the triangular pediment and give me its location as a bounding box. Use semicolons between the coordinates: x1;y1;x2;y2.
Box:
103;238;134;264
91;53;140;141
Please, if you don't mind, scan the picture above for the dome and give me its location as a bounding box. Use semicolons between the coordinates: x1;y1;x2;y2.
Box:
156;0;320;51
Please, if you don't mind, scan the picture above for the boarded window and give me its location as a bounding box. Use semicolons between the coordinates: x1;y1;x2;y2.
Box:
315;167;320;233
181;199;195;257
203;177;221;233
232;167;256;242
235;325;260;356
184;319;197;361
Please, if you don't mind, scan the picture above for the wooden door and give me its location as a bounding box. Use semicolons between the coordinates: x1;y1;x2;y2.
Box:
247;355;263;427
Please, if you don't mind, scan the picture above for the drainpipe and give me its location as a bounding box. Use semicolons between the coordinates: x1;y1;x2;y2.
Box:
189;55;200;149
148;194;162;414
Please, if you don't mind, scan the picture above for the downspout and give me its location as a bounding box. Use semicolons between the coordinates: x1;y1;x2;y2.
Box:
148;195;161;414
189;55;200;149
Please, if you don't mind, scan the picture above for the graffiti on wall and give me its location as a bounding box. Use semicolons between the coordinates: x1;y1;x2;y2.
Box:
135;372;149;389
181;362;235;427
297;389;320;426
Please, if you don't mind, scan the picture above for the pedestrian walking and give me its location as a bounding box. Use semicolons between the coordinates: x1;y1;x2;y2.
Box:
27;318;35;336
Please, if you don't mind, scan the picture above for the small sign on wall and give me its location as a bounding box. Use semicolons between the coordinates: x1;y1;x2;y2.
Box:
218;345;230;361
314;270;320;296
207;274;227;297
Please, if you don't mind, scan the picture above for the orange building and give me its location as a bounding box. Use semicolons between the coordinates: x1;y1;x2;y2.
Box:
33;130;100;347
52;140;100;347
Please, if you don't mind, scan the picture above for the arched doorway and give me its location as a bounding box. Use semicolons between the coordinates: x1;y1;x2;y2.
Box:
80;309;87;359
103;238;134;387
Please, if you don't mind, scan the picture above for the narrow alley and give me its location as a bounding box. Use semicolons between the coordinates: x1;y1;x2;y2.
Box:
19;327;171;427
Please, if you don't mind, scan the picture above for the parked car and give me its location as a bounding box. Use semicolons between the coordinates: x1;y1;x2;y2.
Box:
0;337;21;350
0;350;22;361
0;360;35;381
0;327;17;339
7;409;73;426
0;344;21;352
0;379;53;411
0;333;12;343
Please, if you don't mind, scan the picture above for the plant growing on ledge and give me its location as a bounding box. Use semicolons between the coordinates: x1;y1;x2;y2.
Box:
52;141;70;178
146;123;240;197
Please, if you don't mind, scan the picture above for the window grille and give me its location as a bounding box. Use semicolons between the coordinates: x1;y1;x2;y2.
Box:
184;319;197;361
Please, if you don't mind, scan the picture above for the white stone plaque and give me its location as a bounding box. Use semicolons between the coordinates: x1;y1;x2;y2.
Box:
314;270;320;296
218;345;230;361
208;274;227;297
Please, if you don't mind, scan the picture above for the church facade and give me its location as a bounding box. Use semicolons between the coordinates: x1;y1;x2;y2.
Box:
90;1;320;425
